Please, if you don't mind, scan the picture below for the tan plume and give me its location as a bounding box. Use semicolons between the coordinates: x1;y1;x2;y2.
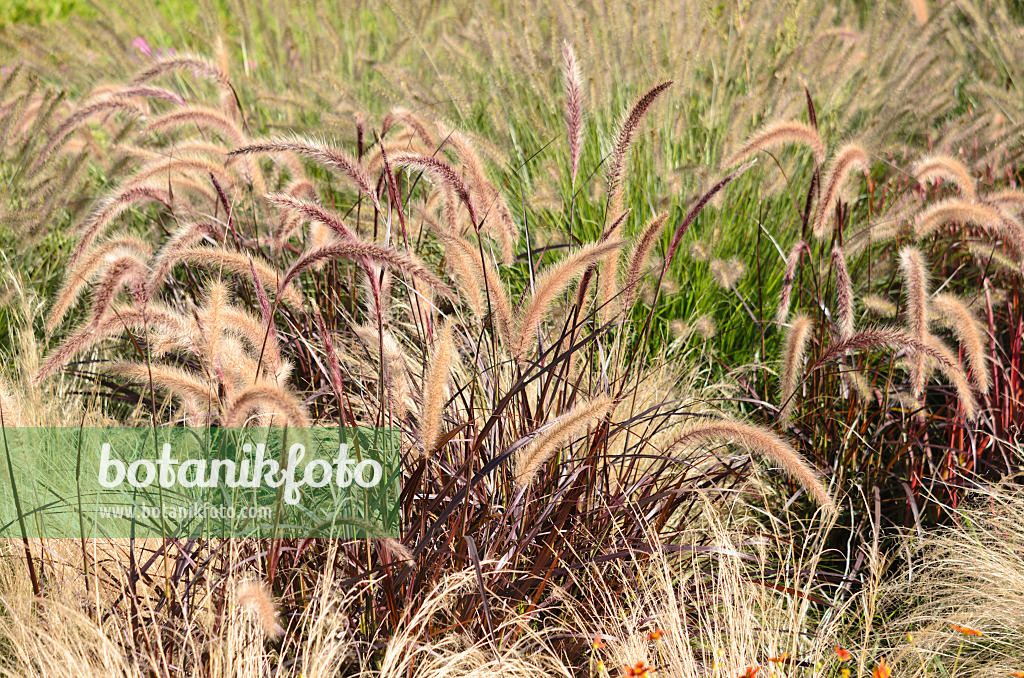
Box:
832;245;855;340
419;322;456;457
606;81;673;219
665;417;835;511
931;293;990;394
231;137;381;211
223;383;310;428
779;313;814;423
562;41;585;185
776;240;810;324
47;236;153;331
514;394;614;485
725;120;826;167
813;143;870;239
622;212;670;307
913;154;976;200
235;580;284;639
899;246;930;399
171;247;303;307
513;241;623;356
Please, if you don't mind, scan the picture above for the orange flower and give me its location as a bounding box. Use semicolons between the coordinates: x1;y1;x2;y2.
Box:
767;653;789;663
835;647;852;662
949;623;983;637
625;661;653;678
1007;672;1024;678
646;628;665;642
873;657;891;678
593;635;608;650
739;666;761;678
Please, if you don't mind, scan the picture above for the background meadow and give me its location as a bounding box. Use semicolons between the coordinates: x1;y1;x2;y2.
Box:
0;0;1022;676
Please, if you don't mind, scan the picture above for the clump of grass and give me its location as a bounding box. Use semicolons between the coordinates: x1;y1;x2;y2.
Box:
2;4;1023;674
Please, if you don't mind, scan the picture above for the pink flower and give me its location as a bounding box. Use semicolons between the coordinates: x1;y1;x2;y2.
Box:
131;37;152;57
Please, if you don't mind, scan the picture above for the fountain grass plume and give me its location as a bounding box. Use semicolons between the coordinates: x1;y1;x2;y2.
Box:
779;313;814;423
514;394;614;485
606;81;673;220
665;416;835;511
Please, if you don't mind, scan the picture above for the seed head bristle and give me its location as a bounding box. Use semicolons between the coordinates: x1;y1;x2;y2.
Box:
392;152;479;225
861;294;897;318
514;394;614;485
282;241;453;302
235;580;283;639
913;199;1024;259
899;246;930;399
562;41;585;186
70;182;172;269
665;417;835;511
36;305;192;383
986;189;1024;212
172;246;303;307
725;120;826;167
931;293;990;394
111;361;216;404
832;245;855;340
32;97;148;172
223;382;309;428
48;236;153;331
436;121;516;262
231;136;380;211
814;143;870;239
513;240;623;357
419;321;456;457
149;222;221;289
381;538;415;565
709;257;746;289
818;328;978;420
922;335;978;420
908;0;929;25
146;105;244;144
86;256;150;325
438;232;513;341
381;107;436;146
779;313;814;423
132;54;231;89
606;81;673;219
913;154;976;200
623;212;670;307
776;240;810;324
